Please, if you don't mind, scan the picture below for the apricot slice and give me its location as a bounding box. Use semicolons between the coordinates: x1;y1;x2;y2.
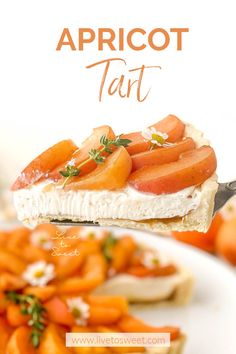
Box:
44;296;75;326
86;295;128;315
0;292;7;314
11;139;78;191
109;236;136;273
117;315;180;341
57;254;107;294
49;125;116;181
172;213;223;252
0;250;26;275
123;115;185;155
0;272;26;291
0;318;13;352
129;145;217;194
38;324;72;354
66;146;132;191
131;137;195;171
6;304;30;327
215;217;236;265
126;264;177;277
6;326;36;354
23;285;57;301
88;306;122;326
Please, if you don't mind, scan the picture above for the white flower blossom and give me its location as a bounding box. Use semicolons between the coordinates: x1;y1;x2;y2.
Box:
141;127;173;147
141;250;170;269
30;230;53;250
79;227;105;240
22;261;55;287
66;297;90;326
67;158;76;167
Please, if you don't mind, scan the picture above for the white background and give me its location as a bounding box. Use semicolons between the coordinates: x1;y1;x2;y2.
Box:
0;0;236;184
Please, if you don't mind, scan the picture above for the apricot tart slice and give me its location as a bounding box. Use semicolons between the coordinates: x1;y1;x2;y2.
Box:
12;115;218;232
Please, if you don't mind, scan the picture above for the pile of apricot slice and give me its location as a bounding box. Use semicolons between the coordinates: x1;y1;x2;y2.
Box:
12;114;217;195
0;225;181;353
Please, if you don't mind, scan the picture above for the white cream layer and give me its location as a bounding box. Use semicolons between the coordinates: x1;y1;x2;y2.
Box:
13;182;201;226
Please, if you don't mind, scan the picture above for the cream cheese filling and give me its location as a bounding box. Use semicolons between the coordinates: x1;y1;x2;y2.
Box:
93;272;182;302
13;182;201;226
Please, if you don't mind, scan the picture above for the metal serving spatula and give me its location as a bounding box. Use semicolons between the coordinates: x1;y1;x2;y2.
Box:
51;180;236;227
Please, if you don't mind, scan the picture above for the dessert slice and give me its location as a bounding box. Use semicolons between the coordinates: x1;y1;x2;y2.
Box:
12;115;218;232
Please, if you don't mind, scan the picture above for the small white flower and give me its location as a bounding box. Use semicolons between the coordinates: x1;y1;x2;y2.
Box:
66;297;90;326
30;230;53;250
79;227;105;240
141;127;173;147
141;250;170;269
22;261;55;287
67;158;76;167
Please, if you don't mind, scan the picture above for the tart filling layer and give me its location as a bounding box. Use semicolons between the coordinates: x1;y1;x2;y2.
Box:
13;183;201;226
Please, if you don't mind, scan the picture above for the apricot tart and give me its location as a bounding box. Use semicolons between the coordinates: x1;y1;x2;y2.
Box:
12;115;218;232
0;225;186;354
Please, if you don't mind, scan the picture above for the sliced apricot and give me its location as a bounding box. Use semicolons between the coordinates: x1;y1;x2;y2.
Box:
6;326;36;354
0;292;7;314
117;315;180;341
49;125;116;181
6;304;30;327
55;254;85;279
0;317;13;352
86;295;128;315
129;145;217;194
6;226;30;249
215;217;236;265
11;139;78;191
23;285;57;301
0;250;26;275
109;236;136;273
66;146;132;191
123;115;185;155
57;254;107;294
88;306;122;326
126;264;177;277
131;137;195;171
38;323;72;354
0;272;26;291
0;231;8;248
44;296;75;326
172;213;223;252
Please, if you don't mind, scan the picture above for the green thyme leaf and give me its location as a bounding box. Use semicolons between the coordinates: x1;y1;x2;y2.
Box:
102;233;117;262
113;135;132;147
6;291;46;348
59;170;69;177
89;149;105;164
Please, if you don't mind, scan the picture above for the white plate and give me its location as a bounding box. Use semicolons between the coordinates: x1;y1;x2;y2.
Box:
112;227;236;354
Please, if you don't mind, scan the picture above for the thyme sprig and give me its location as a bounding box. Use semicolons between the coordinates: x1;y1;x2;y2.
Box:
6;291;46;348
102;233;117;262
59;134;131;187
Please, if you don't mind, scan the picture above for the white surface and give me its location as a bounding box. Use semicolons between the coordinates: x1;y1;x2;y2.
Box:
0;0;236;183
112;228;236;354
